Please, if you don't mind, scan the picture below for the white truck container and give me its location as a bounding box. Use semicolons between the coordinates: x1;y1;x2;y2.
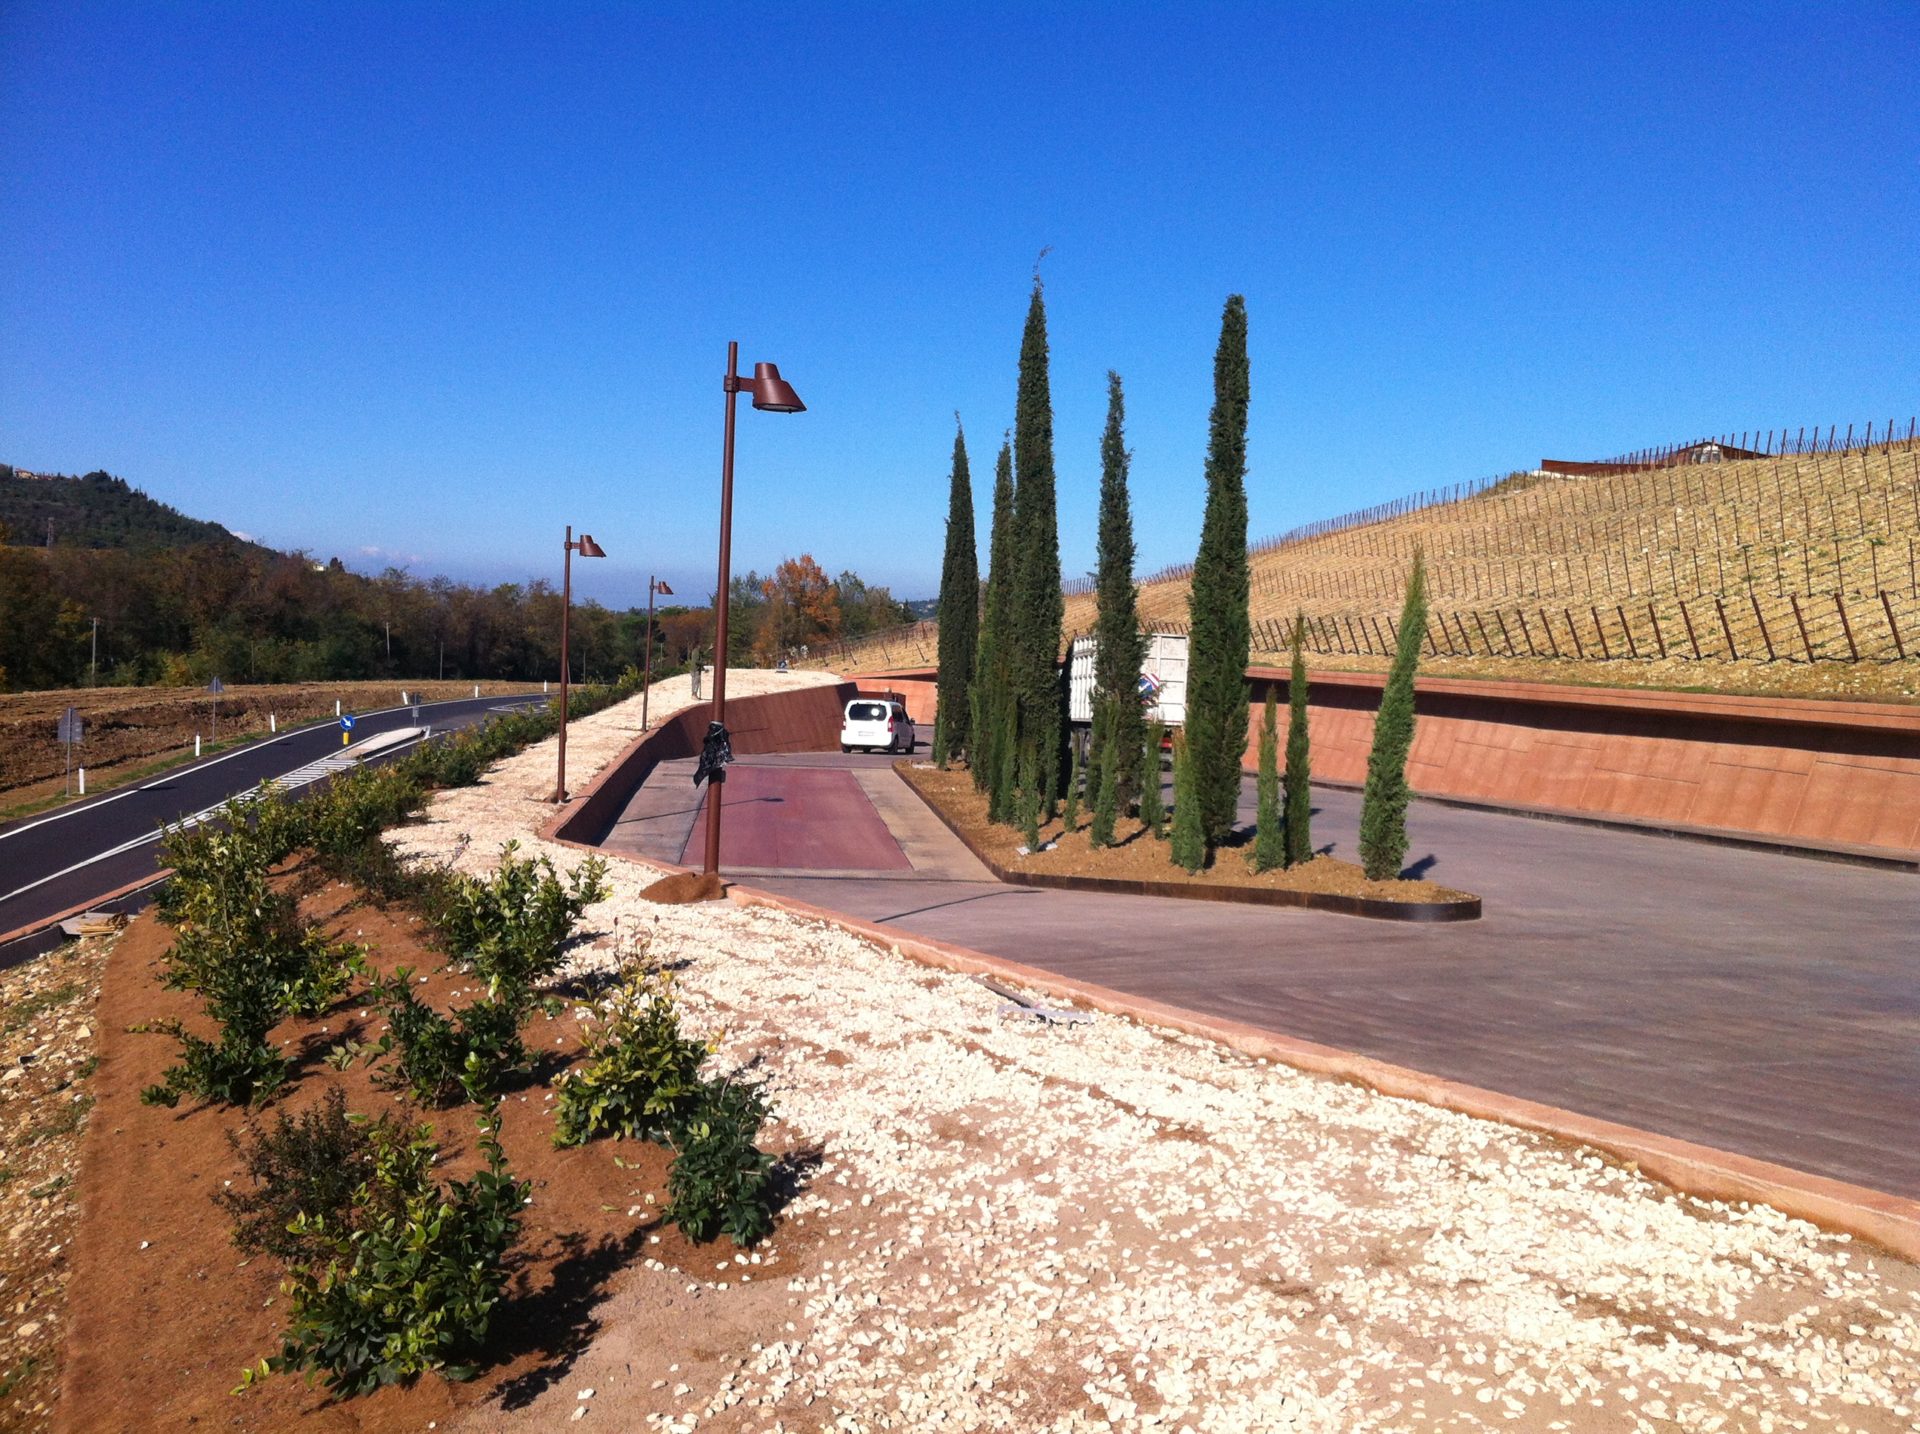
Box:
1067;631;1189;729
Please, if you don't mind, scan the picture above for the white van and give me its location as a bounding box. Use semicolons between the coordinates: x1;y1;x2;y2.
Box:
841;697;915;754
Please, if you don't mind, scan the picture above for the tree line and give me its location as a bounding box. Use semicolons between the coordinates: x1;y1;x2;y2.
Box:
0;512;909;692
932;281;1429;882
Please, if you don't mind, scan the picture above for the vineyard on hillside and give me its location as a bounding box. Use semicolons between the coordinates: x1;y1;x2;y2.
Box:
799;429;1920;702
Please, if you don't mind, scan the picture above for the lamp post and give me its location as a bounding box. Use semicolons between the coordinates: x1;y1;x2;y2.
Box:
554;525;607;803
641;576;674;729
701;341;805;876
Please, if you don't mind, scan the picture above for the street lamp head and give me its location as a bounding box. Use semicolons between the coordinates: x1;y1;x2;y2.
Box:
654;578;674;595
749;362;806;413
577;534;607;558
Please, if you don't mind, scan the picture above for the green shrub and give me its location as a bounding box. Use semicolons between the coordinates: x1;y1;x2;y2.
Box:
664;1077;777;1247
435;843;609;1006
240;1108;527;1396
553;970;712;1147
1252;689;1282;873
1060;738;1082;835
365;968;525;1106
140;1019;288;1109
215;1089;394;1263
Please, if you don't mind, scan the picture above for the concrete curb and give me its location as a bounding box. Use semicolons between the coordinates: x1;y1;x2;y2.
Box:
895;764;1482;923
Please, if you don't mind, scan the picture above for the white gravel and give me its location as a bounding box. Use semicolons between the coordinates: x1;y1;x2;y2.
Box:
398;677;1920;1432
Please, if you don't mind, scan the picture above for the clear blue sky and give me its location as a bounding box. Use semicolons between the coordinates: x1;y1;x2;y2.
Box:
4;3;1915;610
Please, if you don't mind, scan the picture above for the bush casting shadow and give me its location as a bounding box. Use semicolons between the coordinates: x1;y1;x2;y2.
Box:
492;1225;651;1411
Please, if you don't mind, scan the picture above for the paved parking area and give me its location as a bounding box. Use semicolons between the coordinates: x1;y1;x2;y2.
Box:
601;747;1920;1197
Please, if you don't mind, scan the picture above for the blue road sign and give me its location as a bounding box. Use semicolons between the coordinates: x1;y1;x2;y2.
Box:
340;714;356;731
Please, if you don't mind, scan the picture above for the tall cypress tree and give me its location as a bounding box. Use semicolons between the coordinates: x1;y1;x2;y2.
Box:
972;439;1017;812
1184;294;1252;850
1359;553;1428;881
1092;370;1146;813
1008;279;1065;820
1253;689;1282;872
932;420;978;767
1169;729;1206;873
1283;612;1313;867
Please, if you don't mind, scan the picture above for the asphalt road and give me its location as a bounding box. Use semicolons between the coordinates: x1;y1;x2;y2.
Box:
0;692;548;952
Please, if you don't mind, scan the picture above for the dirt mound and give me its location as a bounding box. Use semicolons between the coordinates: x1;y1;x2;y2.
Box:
640;871;728;904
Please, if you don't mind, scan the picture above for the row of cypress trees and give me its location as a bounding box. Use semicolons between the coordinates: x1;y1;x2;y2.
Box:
932;283;1428;880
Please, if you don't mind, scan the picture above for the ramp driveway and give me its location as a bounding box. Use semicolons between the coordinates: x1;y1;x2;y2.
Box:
601;751;1920;1198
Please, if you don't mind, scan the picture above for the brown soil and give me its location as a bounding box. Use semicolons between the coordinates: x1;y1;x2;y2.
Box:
0;934;111;1434
0;680;537;810
640;871;727;904
897;761;1473;904
54;859;814;1433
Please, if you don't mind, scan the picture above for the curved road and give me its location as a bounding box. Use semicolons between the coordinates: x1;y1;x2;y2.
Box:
0;692;548;954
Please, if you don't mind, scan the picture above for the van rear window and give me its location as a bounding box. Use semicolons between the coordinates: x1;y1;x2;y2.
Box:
847;702;888;721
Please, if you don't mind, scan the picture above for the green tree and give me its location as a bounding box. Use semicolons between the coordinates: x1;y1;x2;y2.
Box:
1359;554;1428;881
1253;689;1282;872
1284;613;1313;867
1169;730;1206;873
1008;279;1065;821
1061;736;1082;835
972;440;1018;814
1139;723;1167;838
1091;370;1146;814
1088;710;1119;847
933;421;979;766
1184;294;1252;851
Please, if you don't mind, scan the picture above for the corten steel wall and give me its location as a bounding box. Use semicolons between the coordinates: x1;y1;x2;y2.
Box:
855;670;938;725
1244;670;1920;857
856;664;1920;856
555;682;858;847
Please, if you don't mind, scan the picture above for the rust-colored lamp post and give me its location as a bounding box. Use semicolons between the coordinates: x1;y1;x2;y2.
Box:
553;526;606;803
640;575;674;729
701;343;805;876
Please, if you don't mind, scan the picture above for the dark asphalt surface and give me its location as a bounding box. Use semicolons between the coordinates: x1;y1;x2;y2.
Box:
736;760;1920;1198
0;692;547;951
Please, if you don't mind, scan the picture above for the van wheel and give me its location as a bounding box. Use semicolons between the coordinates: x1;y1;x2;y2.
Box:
841;744;851;753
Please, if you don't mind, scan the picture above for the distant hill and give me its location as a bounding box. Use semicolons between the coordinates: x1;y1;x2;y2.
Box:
901;597;939;621
0;466;271;554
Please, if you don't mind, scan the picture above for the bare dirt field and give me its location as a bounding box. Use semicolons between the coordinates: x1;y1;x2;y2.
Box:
0;680;535;812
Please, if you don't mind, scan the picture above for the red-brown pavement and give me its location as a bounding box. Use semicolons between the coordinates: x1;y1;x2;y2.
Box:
711;757;1920;1201
678;763;911;871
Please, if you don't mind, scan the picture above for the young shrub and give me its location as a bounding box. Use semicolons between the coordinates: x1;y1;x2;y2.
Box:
436;844;610;1004
242;1108;528;1396
553;970;713;1148
1359;553;1428;881
1252;689;1282;873
1019;751;1043;851
215;1089;389;1263
1283;614;1314;868
1138;723;1167;838
1060;737;1083;835
1169;730;1207;873
365;969;525;1107
664;1077;778;1247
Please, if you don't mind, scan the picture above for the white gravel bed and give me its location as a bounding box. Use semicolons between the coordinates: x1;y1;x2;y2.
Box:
397;678;1920;1432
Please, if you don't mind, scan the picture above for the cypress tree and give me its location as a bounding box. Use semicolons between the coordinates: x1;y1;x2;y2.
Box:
1138;723;1167;837
1088;705;1118;848
932;420;978;768
972;439;1016;809
1169;729;1206;873
1359;553;1428;881
1091;371;1146;812
1008;280;1065;820
1061;736;1082;835
1184;294;1252;850
1253;689;1282;872
1283;612;1313;867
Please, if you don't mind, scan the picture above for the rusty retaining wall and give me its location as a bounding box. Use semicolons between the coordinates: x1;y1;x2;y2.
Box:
554;681;857;847
853;665;1920;859
1244;671;1920;859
